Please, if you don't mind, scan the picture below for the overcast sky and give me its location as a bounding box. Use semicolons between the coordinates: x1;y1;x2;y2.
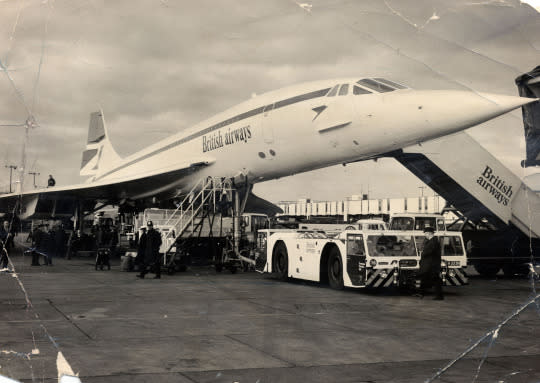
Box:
0;0;539;203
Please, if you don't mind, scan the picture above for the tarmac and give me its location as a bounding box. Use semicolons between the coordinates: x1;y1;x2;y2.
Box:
1;245;540;383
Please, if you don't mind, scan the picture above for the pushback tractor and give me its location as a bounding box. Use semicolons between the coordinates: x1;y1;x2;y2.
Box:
255;229;468;289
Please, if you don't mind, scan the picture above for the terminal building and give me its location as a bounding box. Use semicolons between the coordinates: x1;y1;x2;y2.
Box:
277;195;448;220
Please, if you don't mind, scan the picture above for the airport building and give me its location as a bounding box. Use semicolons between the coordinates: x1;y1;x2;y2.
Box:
277;195;447;219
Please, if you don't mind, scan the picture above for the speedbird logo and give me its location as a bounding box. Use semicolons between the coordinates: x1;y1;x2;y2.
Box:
476;165;513;206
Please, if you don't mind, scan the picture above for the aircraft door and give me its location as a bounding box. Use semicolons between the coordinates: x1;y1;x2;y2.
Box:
262;103;274;143
346;234;366;286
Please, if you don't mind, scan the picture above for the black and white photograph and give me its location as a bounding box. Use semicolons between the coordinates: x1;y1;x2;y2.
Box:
1;0;540;382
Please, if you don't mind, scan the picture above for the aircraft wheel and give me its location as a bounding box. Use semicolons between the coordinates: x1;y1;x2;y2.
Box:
328;247;344;290
273;242;289;281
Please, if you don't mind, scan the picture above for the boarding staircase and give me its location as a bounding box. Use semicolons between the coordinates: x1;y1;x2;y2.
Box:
392;130;540;239
157;177;250;272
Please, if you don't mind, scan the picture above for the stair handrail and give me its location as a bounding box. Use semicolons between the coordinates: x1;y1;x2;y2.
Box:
161;177;234;261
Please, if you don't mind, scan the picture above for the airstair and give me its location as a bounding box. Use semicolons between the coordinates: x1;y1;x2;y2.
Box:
156;176;252;273
391;130;540;239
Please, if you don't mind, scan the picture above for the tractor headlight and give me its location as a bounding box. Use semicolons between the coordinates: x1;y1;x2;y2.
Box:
369;259;377;267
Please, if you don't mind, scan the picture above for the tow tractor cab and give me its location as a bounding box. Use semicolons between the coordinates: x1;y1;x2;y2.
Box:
389;213;446;232
255;228;468;289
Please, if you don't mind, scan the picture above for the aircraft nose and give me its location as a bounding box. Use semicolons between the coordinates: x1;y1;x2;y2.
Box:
418;90;538;136
475;92;538;111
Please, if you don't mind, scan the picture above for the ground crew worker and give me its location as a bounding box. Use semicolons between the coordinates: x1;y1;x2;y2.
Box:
31;225;45;266
134;227;146;269
47;175;56;187
0;240;9;270
137;221;162;279
0;221;9;248
416;226;444;300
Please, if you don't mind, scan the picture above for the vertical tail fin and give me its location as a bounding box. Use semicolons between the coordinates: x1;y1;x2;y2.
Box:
80;110;121;177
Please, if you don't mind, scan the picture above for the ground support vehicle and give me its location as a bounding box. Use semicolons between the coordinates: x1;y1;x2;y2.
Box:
460;225;540;277
298;219;388;236
389;212;540;277
388;213;447;232
255;229;468;289
162;212;269;274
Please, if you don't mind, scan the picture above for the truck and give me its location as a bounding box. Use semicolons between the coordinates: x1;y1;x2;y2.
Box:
456;224;540;277
254;228;468;289
389;212;540;277
388;213;447;232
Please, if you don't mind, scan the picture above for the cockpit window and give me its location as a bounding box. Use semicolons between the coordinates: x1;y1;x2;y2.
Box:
338;84;349;96
374;78;407;89
353;85;371;95
326;85;339;97
357;79;395;93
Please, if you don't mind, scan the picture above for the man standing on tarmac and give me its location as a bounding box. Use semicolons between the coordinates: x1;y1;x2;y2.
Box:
137;221;162;279
416;226;444;300
0;221;9;247
0;240;9;271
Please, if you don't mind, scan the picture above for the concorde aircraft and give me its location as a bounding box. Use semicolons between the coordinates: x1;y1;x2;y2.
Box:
0;77;537;219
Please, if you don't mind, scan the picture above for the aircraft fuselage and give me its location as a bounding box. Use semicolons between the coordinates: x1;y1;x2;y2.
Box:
90;77;535;199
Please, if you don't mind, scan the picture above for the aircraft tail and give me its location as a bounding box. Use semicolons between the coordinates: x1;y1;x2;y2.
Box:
80;111;122;177
515;66;540;168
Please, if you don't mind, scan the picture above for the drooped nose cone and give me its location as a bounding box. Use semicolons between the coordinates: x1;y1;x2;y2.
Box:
412;90;538;138
475;92;538;112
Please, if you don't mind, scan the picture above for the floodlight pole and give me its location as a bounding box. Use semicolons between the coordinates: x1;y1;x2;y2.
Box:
5;165;17;193
28;171;40;188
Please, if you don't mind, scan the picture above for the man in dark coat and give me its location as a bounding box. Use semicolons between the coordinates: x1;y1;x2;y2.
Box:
137;221;162;279
0;221;10;249
417;227;444;300
0;240;8;270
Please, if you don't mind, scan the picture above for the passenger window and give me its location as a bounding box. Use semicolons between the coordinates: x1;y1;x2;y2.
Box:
326;85;339;97
338;84;349;96
353;85;371;95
